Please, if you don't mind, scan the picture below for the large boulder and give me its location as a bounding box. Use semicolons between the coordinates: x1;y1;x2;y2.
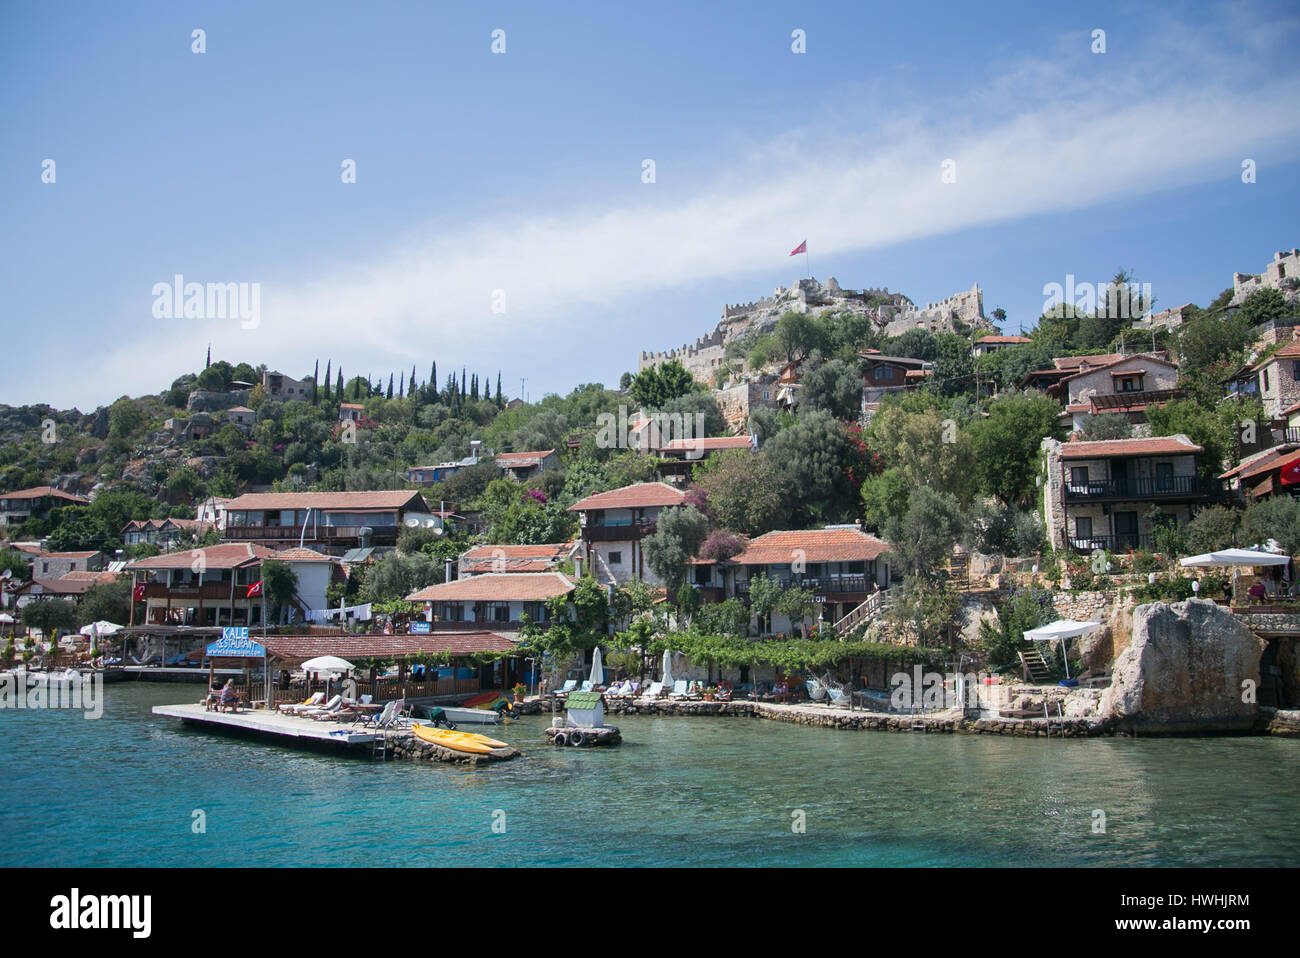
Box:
1099;599;1264;734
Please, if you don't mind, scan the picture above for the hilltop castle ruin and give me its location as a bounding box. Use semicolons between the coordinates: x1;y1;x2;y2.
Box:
638;277;991;383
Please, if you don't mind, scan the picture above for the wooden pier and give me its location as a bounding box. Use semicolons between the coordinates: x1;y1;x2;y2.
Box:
152;703;378;747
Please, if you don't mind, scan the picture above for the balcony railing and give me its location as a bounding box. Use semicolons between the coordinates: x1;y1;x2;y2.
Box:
1062;475;1225;502
1065;534;1155;554
582;521;656;542
143;583;242;601
735;573;870;595
223;524;400;542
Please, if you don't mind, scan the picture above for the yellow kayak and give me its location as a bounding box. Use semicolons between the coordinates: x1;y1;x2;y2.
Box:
412;723;507;753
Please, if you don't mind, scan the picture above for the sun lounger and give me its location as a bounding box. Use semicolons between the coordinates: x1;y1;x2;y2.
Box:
668;680;693;700
298;694;343;718
579;680;594;693
553;679;578;700
643;681;665;698
279;692;325;715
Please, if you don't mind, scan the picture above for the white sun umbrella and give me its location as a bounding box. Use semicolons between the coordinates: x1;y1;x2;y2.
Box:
1179;549;1290;568
79;620;122;658
662;649;674;687
1024;620;1101;680
301;655;355;698
589;646;604;687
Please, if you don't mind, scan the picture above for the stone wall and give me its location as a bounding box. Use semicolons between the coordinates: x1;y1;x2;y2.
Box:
1232;249;1300;305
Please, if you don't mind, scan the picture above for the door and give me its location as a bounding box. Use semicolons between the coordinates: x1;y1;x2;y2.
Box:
1111;459;1130;496
1113;511;1139;551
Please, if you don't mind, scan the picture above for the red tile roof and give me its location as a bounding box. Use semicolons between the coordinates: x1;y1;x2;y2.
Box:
976;335;1032;344
41;551;101;560
223;491;429;512
32;571;123;595
496;449;555;465
126;543;276;570
1059;353;1176;383
0;486;89;503
568;482;686;512
728;528;890;565
263;631;519;662
460;543;572;573
659;436;754;453
1053;353;1123;370
406;572;575;602
1058;436;1202;459
1252;339;1300;370
267;547;336;562
1221;444;1300;480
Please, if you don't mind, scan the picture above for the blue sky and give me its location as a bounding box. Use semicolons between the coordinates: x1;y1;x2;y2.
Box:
2;1;1299;409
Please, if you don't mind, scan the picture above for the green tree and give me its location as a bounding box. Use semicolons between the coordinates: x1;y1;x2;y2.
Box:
800;358;861;419
773;311;827;363
261;559;300;624
968;394;1063;506
642;505;710;595
693;451;789;535
76;578;132;627
21;599;79;637
1184;505;1239;554
882;486;965;583
1239;287;1291;327
1079;413;1132;441
629;360;694;409
760;409;859;524
1240;497;1300;556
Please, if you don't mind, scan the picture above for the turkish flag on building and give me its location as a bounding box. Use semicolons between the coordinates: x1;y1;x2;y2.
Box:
789;240;807;256
246;580;263;598
132;583;145;602
1280;455;1300;486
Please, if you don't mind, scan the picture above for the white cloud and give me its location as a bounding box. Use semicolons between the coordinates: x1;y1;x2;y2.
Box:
57;43;1300;408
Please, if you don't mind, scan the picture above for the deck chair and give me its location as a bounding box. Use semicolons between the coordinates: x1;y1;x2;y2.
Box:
553;679;578;700
827;687;851;708
643;681;665;698
668;680;691;699
579;680;594;693
359;700;395;729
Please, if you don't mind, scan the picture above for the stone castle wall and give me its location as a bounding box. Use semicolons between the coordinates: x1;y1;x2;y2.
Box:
1232;249;1300;305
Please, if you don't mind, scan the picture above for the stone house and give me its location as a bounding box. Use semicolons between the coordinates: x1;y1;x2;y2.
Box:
1058;353;1181;432
261;369;314;400
1042;436;1227;553
406;571;575;629
495;449;560;481
568;482;686;585
0;486;90;528
972;334;1031;357
1246;340;1300;419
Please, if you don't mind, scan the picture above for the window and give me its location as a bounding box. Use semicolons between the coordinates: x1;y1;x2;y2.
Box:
608;551;623;565
1074;516;1093;542
873;366;889;381
1070;466;1089;490
1292;361;1300;381
1156;462;1174;491
1264;370;1271;392
485;603;511;623
694;566;710;585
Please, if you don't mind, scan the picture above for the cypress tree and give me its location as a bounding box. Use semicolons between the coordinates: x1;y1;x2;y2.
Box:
387;373;394;399
324;360;332;401
496;371;502;405
312;360;320;404
461;367;467;397
337;368;343;399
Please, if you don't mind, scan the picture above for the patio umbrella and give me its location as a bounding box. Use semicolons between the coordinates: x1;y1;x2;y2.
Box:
662;649;674;687
1024;619;1101;681
301;655;355;698
589;646;604;686
79;620;123;636
1179;549;1290;568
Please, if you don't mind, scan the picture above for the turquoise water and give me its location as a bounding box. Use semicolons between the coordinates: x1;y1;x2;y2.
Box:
1;683;1297;867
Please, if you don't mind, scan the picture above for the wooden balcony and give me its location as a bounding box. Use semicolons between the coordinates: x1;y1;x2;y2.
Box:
581;521;655;542
1062;475;1226;503
143;583;240;601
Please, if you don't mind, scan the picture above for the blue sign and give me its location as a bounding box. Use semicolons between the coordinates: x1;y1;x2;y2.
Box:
206;633;265;658
410;621;431;635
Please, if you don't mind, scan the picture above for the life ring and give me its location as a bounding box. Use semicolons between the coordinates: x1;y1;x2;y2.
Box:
552;731;568;747
568;730;586;747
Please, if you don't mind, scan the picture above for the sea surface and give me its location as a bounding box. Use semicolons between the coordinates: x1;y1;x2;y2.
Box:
2;683;1297;867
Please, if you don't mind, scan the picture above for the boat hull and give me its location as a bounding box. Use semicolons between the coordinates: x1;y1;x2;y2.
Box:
438;706;503;725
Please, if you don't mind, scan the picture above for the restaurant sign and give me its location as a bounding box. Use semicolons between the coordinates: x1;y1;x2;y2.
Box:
410;621;431;635
206;628;266;658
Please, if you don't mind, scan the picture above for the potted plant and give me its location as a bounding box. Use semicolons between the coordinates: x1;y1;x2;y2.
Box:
703;685;716;702
512;682;527;703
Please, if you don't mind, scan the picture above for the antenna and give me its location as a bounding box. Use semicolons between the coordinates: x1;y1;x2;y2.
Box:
520;377;528;404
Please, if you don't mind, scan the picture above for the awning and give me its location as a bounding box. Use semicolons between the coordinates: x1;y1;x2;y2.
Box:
1024;620;1101;642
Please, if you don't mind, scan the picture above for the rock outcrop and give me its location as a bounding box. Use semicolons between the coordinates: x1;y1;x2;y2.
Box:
1099;599;1264;734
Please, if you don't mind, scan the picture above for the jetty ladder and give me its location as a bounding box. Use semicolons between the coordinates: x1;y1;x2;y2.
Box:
1043;700;1065;737
372;731;387;761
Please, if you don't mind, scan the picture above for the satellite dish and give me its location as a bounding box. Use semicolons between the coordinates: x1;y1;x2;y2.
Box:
422;517;438;528
404;517;421;528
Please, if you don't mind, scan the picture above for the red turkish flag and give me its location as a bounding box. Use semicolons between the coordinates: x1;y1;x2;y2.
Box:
789;240;807;256
132;583;145;602
1280;455;1300;486
246;580;263;598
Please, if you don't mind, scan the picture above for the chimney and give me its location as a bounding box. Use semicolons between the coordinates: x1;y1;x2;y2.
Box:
574;554;584;578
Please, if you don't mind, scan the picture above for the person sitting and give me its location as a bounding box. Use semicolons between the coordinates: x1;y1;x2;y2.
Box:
204;681;224;711
219;679;242;713
1247;581;1268;605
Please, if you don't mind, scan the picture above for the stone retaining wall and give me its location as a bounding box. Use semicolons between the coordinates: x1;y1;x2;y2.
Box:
383;730;522;764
